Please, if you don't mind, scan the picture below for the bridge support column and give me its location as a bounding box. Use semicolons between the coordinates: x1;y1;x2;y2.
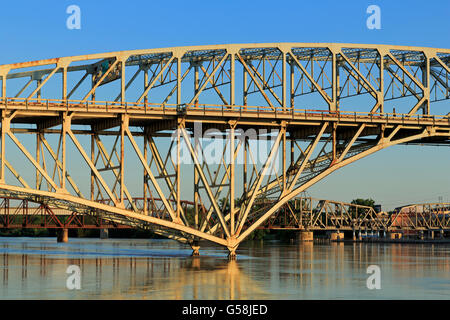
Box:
191;246;200;257
440;230;445;239
388;232;402;240
227;247;237;261
190;240;200;256
57;228;68;243
100;228;109;239
429;231;434;240
330;231;343;241
298;231;313;242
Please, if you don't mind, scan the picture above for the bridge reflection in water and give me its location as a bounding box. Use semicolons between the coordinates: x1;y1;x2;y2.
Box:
1;238;450;299
0;238;265;299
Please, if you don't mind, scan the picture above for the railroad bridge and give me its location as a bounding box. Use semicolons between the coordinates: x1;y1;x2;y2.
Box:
0;43;449;258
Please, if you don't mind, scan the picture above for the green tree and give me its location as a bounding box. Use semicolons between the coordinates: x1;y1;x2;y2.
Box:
351;198;375;208
349;198;376;219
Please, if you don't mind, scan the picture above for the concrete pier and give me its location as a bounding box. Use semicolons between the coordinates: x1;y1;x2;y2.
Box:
298;231;314;242
100;228;109;239
57;228;68;243
330;231;343;241
191;246;200;256
228;247;237;260
388;232;402;240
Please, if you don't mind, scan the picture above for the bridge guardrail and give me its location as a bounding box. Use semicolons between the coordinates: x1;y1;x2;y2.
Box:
1;97;449;125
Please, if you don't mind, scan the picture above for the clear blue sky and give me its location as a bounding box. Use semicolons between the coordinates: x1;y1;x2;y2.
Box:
0;0;449;210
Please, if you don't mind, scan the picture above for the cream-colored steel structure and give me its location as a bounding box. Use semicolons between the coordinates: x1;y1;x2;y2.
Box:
0;43;449;258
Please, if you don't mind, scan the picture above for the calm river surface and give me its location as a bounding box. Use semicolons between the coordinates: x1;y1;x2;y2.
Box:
0;237;449;299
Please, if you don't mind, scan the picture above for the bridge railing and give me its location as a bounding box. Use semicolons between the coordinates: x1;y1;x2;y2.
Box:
1;97;449;124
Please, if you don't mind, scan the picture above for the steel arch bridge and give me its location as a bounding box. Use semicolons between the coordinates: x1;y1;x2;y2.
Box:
0;43;449;258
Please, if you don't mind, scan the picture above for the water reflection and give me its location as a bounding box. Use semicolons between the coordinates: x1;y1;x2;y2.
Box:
0;237;449;299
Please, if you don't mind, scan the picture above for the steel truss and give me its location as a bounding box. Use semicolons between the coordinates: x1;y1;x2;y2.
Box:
259;197;450;232
0;43;449;257
259;197;385;231
390;202;450;231
0;194;130;230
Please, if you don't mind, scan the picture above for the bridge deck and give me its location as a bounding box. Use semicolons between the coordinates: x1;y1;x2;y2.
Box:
2;98;450;125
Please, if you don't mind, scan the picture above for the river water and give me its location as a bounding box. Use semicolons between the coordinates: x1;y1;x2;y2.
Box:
0;237;449;299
